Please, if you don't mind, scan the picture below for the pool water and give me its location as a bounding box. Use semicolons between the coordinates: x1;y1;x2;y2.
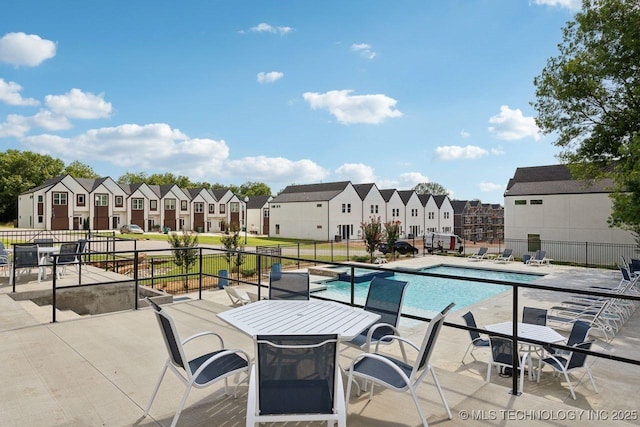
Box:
313;265;540;319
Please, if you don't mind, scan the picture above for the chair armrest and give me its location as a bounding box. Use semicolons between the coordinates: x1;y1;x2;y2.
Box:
190;348;251;379
365;323;399;344
373;335;419;354
348;352;412;384
182;331;225;348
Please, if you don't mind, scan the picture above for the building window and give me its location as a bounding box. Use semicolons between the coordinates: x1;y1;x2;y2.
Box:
165;199;176;210
219;204;226;214
150;200;158;211
37;195;43;203
53;192;67;205
444;212;450;219
195;202;204;213
411;208;418;217
275;224;280;235
209;203;215;214
77;194;85;206
181;200;188;211
115;196;123;207
370;204;379;214
392;208;399;217
530;200;543;205
317;225;322;229
263;209;269;217
230;202;239;213
132;198;144;210
95;194;108;206
316;203;322;207
38;215;43;223
515;200;527;205
428;212;434;220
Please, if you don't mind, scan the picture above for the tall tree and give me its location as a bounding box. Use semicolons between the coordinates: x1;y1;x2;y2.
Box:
238;181;272;197
384;220;401;260
0;150;65;221
413;182;449;196
64;160;99;178
533;0;640;232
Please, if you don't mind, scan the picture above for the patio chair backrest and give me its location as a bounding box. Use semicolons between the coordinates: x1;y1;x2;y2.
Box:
566;320;591;347
149;299;187;372
57;242;79;265
522;306;547;326
363;277;408;340
567;341;592;370
77;239;88;257
269;272;310;300
502;249;512;258
254;334;339;415
14;245;39;268
533;250;546;261
478;247;488;255
0;242;8;261
462;311;482;342
489;336;520;368
34;238;54;247
414;302;455;375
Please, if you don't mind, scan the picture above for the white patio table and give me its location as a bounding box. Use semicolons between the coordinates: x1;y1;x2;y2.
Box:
38;246;60;280
218;299;380;340
486;321;565;379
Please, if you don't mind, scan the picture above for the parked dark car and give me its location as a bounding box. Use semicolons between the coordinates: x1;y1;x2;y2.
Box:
378;241;419;255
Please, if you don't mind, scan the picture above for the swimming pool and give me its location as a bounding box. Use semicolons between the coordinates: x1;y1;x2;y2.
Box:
313;265;541;319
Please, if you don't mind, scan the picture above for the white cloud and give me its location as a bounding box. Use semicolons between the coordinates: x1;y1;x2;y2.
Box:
257;71;284;84
45;88;112;119
21;123;228;173
434;145;488;160
398;172;429;189
533;0;581;10
226;156;328;183
491;146;505;155
0;114;30;138
303;90;402;124
335;163;376;183
31;110;72;131
488;105;541;141
478;182;505;192
0;32;56;67
247;23;293;35
460;129;470;138
351;43;376;60
0;79;40;106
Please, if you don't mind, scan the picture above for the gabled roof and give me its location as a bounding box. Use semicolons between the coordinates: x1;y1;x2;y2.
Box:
247;195;271;209
211;189;230;200
505;164;614;196
432;195;447;208
379;189;397;202
353;183;376;200
417;193;432;206
21;175;65;194
271;181;351;203
450;200;469;214
397;190;415;205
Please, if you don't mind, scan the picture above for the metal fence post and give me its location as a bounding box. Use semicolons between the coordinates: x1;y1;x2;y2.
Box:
134;250;139;310
52;256;57;323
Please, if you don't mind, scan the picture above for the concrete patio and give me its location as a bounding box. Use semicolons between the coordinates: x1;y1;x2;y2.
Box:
1;255;639;426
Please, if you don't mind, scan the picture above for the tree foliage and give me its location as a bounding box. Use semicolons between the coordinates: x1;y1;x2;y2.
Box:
238;181;272;197
64;161;100;178
384;220;401;260
167;230;199;290
413;182;449;196
0;150;65;221
361;216;384;263
533;0;640;231
219;222;245;274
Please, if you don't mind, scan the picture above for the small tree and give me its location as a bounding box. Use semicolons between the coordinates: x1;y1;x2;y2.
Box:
361;216;383;263
168;230;199;290
384;220;401;260
220;223;245;276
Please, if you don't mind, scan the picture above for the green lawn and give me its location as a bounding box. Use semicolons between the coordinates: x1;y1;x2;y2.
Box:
117;232;312;247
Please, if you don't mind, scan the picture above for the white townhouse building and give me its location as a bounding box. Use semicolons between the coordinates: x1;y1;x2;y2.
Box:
380;189;406;235
398;190;424;238
353;183;386;224
120;182;161;231
504;164;634;245
211;189;236;231
187;188;217;233
419;194;437;233
246;195;271;235
269;182;363;240
433;195;455;234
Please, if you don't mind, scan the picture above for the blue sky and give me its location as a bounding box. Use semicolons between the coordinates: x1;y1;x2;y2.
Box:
0;0;580;203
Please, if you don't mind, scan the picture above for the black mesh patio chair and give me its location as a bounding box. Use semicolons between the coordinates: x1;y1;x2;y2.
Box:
246;334;345;426
522;306;547;326
51;242;79;278
143;298;250;427
10;244;39;285
344;276;409;356
33;238;54;247
486;336;529;394
0;241;10;277
76;239;88;270
269;271;310;300
539;341;598;399
345;303;455;427
461;311;490;363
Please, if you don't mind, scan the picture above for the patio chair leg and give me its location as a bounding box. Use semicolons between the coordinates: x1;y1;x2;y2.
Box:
563;371;577;400
461;342;473;363
430;367;452;419
171;383;194;427
408;386;429;427
144;363;169;415
586;367;598;393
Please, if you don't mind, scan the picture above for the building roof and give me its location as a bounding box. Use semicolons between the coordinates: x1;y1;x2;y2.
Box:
432;195;447;208
505;164;614;196
246;195;271;209
271;181;351;203
379;189;397;202
353;183;376;200
397;190;415;204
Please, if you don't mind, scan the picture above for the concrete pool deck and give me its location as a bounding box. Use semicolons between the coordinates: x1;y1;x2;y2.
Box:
1;253;638;426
